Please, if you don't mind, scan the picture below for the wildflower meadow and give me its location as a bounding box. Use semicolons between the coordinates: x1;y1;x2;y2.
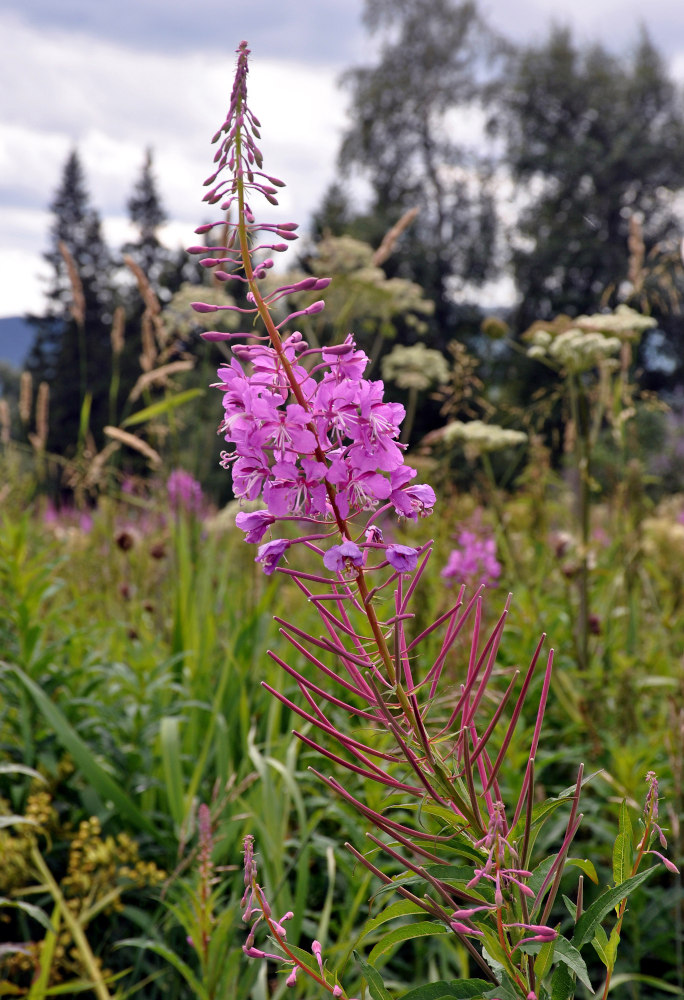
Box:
1;33;684;1000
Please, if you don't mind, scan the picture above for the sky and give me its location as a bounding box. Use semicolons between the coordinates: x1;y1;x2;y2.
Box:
2;0;684;320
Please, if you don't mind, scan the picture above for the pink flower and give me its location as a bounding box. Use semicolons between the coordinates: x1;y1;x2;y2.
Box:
323;541;364;572
167;469;205;515
442;529;501;588
235;509;275;543
255;538;291;574
386;544;419;572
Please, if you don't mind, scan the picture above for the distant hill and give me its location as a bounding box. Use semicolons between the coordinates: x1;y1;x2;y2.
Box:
0;316;34;369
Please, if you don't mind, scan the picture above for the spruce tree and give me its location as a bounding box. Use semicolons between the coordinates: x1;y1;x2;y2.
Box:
123;148;169;287
26;149;116;455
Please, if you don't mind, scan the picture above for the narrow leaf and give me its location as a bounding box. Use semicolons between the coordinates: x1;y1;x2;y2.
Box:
612;832;631;887
553;937;593;991
118;937;208;1000
572;868;657;949
400;980;493;1000
550;960;575;1000
354;951;394;1000
358;900;426;942
122;388;203;427
8;666;158;839
368;921;450;965
0;897;55;935
160;716;185;829
609;973;684;995
534;935;555;981
591;924;610;968
566;857;598;883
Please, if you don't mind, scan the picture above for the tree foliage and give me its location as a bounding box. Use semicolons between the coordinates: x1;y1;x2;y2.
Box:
492;27;684;334
332;0;504;340
123;148;170;287
26;150;115;455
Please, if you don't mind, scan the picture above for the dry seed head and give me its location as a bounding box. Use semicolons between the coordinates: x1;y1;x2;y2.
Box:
129;359;195;402
19;370;32;423
140;312;156;371
373;205;419;267
104;425;162;467
124;254;161;316
85;440;121;489
111;305;125;356
0;398;10;444
35;381;49;448
59;240;86;328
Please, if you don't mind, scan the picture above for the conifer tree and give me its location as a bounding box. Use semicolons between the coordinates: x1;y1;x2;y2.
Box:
26;149;116;455
124;148;169;287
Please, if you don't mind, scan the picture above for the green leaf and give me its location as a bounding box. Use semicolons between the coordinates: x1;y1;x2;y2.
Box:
528;854;557;899
608;973;684;995
354;951;394;1000
400;980;492;1000
550;960;575;1000
606;927;620;967
122;388;204;427
483;973;523;1000
160;716;185;829
618;799;633;841
357;900;426;941
0;897;55;934
566;857;598;884
368;921;450;965
613;802;634;886
423;864;476;883
552;937;593;991
27;903;59;1000
7;665;158;839
118;937;208;1000
612;832;632;887
591;924;610;967
572;867;657;949
534;936;555;981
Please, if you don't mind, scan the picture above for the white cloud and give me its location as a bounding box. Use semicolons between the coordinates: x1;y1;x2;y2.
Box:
0;11;349;317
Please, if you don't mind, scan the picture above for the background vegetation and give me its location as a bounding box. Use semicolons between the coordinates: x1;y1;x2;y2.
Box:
1;1;683;997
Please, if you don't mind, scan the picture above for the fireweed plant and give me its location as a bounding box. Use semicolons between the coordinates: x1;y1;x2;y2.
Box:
188;43;678;1000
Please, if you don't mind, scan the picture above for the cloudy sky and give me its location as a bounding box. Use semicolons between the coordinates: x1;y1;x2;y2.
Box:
2;0;684;319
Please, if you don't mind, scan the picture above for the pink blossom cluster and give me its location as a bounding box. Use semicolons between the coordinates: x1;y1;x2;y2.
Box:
215;332;434;523
188;41;435;579
167;468;205;516
442;529;501;588
241;836;358;997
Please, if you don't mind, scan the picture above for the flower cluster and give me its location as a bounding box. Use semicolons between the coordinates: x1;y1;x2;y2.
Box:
242;836;358;997
187;41;676;1000
215;332;434;523
441;419;528;453
189;41;435;577
442;528;501;589
167;468;205;516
